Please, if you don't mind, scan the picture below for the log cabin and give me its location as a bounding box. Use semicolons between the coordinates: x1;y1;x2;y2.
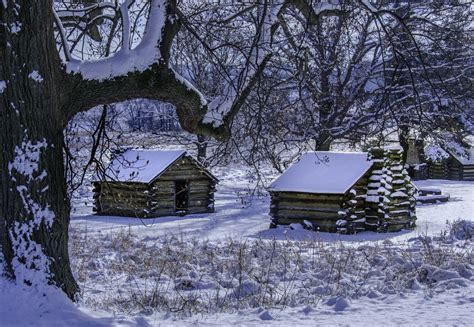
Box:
268;148;417;233
268;152;374;233
93;149;218;218
428;146;474;181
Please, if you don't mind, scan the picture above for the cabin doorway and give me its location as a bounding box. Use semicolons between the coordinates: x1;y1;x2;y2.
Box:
174;180;189;213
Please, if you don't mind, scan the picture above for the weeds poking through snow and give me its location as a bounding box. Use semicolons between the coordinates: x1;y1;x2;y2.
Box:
69;220;473;317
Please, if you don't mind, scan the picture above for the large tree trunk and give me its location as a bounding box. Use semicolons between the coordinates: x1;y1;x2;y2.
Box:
0;1;78;299
196;134;209;165
315;132;332;151
399;124;410;166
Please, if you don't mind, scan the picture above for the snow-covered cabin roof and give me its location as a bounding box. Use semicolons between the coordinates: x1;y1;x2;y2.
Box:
451;146;474;165
269;152;373;194
97;149;217;183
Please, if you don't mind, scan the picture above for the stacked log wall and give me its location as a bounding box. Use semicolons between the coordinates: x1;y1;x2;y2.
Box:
446;157;474;181
368;147;416;232
428;156;474;181
269;192;345;232
337;172;371;233
147;179;176;216
385;147;417;231
428;161;449;179
150;156;215;215
92;182;151;217
447;157;462;180
461;165;474;181
365;148;386;231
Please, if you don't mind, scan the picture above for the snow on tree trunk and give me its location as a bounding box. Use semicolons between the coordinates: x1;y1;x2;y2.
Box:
0;1;78;299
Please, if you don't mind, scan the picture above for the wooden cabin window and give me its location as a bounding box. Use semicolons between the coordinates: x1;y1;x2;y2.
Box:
175;180;189;213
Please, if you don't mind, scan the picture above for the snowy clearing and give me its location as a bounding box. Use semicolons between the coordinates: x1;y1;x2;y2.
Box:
68;173;474;325
68;220;474;326
71;172;474;244
1;173;473;326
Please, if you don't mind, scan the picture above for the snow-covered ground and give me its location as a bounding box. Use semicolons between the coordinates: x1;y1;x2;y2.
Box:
70;173;474;244
413;180;474;236
68;172;473;326
1;172;473;326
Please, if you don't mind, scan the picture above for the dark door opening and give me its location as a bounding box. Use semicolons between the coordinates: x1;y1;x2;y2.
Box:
175;180;189;213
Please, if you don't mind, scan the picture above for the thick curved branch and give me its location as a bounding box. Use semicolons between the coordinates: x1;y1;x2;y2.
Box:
61;0;357;141
289;0;343;24
64;63;205;132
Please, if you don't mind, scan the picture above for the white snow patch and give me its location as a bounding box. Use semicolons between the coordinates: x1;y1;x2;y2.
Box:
0;80;6;93
97;148;186;183
392;191;408;198
202;94;234;127
0;281;109;327
28;70;43;82
172;68;207;107
269;151;373;194
8;139;55;286
9;22;21;34
425;144;450;162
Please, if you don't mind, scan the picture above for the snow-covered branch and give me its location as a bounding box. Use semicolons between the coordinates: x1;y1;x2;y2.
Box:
66;0;167;81
53;8;72;61
200;0;345;131
201;1;284;129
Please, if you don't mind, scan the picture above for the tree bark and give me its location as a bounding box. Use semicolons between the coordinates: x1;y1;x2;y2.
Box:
0;1;78;299
399;124;410;166
315;128;332;151
315;134;332;151
196;134;208;164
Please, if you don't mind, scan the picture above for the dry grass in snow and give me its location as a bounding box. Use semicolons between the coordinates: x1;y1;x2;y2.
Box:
69;220;474;318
